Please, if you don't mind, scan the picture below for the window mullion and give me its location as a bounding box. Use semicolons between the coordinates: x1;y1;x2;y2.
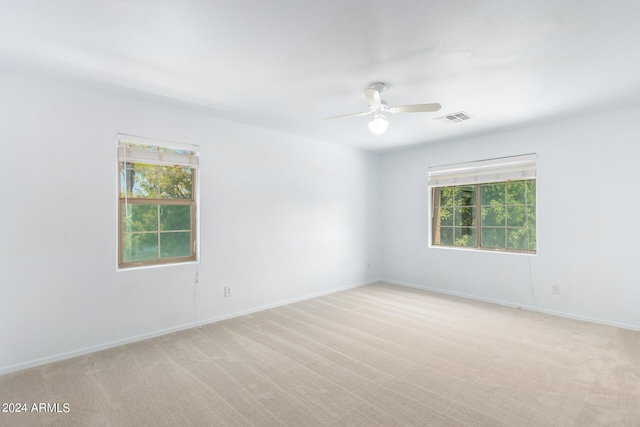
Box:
475;184;481;248
432;187;441;246
157;204;162;259
504;184;508;248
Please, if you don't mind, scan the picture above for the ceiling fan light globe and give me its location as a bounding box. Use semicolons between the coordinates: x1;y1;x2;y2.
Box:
368;114;389;135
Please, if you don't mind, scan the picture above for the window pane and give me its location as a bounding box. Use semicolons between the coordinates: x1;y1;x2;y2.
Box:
440;187;456;207
120;163;159;198
438;227;454;245
454;227;476;247
123;233;158;262
160;232;191;258
160;205;191;231
505;227;536;251
159;166;193;199
439;208;454;226
525;206;536;227
527;226;537;251
120;162;193;200
507;228;531;250
525;180;536;204
507;181;527;205
454;186;476;206
454;207;476;226
481;227;506;248
481;183;505;205
123;204;158;232
481;206;505;226
120;164;134;198
506;205;528;227
135;164;160;198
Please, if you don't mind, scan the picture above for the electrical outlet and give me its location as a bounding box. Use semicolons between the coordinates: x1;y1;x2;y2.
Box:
552;284;560;295
224;286;232;298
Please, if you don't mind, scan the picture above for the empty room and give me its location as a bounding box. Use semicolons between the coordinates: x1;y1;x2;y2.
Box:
1;0;639;426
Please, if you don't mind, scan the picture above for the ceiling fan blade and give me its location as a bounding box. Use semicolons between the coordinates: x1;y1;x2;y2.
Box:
324;111;372;120
390;103;442;113
364;88;382;107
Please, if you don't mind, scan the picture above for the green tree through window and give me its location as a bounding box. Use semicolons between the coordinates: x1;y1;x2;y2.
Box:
432;180;536;253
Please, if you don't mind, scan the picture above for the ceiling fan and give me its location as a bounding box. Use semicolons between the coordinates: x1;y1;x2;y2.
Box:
325;82;442;135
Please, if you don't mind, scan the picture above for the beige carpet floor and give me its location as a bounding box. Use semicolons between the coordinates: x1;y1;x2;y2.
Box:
1;282;639;426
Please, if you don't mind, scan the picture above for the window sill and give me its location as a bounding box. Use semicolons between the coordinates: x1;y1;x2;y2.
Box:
429;245;537;256
116;259;199;272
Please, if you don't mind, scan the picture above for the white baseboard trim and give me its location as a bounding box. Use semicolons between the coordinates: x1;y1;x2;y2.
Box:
381;278;640;332
0;278;380;376
191;278;379;329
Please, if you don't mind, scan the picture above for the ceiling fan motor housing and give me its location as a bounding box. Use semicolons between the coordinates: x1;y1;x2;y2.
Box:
369;82;386;92
370;101;389;113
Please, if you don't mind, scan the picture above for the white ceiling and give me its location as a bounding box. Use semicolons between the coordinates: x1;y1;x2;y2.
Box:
2;0;640;151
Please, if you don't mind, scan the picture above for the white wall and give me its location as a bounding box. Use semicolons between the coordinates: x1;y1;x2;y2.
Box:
0;70;381;374
380;105;640;330
3;66;639;376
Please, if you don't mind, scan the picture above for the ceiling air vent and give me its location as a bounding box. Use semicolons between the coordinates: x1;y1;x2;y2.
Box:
435;111;472;123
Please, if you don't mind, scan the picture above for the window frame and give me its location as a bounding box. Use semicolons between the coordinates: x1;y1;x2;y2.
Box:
430;180;536;254
428;154;537;255
117;134;199;269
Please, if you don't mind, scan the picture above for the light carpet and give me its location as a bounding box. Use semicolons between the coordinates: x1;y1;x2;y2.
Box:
1;282;639;426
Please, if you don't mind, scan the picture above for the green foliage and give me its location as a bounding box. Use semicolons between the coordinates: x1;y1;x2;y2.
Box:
120;163;193;199
454;227;476;247
120;161;194;263
160;232;191;258
434;180;536;252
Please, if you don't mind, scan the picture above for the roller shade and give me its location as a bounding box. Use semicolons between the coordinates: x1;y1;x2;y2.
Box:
428;153;536;187
117;133;199;168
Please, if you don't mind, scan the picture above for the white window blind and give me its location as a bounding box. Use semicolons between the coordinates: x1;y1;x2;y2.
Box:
428;153;536;187
117;133;199;168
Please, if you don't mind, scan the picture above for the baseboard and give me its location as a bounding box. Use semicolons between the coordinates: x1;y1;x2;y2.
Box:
0;278;380;376
381;278;640;332
190;278;380;329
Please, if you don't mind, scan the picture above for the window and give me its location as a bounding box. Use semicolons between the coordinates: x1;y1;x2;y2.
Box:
429;154;536;254
117;134;199;268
